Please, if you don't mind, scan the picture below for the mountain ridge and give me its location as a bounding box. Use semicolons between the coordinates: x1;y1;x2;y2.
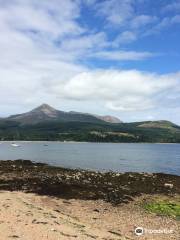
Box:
6;104;122;125
0;104;180;142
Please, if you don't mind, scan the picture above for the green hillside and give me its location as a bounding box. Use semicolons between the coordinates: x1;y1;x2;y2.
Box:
0;119;180;143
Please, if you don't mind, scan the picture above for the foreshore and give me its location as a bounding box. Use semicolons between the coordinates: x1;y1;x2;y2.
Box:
0;160;179;239
0;159;179;203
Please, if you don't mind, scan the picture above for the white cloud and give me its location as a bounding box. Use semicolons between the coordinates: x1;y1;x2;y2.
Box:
162;1;180;13
96;0;134;25
94;0;157;32
93;0;180;42
60;32;108;58
113;31;137;46
171;14;180;24
130;15;158;29
49;70;180;112
144;15;180;35
90;50;154;61
0;0;83;38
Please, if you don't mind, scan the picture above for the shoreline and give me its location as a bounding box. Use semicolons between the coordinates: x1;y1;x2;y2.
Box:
0;158;180;177
0;160;179;239
1;140;180;144
0;159;179;204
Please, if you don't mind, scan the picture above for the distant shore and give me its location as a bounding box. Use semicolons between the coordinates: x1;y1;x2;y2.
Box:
0;140;180;144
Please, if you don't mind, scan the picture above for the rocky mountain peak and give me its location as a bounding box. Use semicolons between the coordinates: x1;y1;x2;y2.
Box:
6;104;122;124
32;103;56;112
31;104;58;117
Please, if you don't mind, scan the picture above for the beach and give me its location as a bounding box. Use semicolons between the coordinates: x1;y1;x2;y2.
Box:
0;160;179;239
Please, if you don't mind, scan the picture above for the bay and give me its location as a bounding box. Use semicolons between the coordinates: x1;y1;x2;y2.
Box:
0;142;179;175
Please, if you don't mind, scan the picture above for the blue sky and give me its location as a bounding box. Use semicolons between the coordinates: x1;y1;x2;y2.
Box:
0;0;180;124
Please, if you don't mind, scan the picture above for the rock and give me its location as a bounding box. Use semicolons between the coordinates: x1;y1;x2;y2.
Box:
116;173;121;176
51;228;56;232
164;183;173;189
8;235;19;238
83;180;90;184
0;160;179;205
93;209;99;212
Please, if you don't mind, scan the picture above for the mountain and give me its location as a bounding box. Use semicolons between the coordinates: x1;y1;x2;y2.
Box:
7;104;122;125
94;115;122;123
8;104;59;124
0;104;180;142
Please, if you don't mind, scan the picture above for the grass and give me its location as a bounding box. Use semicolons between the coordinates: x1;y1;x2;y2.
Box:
143;200;180;219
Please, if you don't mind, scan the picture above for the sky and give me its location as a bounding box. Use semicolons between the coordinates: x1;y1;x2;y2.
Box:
0;0;180;124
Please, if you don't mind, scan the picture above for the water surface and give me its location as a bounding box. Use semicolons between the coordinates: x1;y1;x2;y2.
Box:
0;142;179;175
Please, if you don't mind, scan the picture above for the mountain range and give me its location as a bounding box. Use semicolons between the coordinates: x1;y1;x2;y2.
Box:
7;104;122;124
0;104;180;142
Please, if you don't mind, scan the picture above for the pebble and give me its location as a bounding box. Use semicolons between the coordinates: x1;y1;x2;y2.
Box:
164;183;173;189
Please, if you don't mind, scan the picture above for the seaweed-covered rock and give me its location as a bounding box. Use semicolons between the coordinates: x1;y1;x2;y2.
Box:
0;160;179;205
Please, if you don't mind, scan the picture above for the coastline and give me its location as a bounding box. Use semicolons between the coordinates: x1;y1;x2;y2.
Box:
1;141;180;144
0;160;179;239
0;159;179;203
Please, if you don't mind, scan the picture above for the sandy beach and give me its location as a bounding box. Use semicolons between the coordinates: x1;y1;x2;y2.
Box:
0;191;179;240
0;160;179;239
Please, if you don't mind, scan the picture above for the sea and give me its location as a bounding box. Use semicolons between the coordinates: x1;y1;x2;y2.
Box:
0;142;179;175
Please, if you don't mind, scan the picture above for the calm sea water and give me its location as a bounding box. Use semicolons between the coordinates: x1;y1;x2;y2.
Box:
0;142;179;175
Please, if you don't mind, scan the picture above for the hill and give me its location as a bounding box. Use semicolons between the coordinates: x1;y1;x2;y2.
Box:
0;105;180;142
137;120;178;130
7;104;122;125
